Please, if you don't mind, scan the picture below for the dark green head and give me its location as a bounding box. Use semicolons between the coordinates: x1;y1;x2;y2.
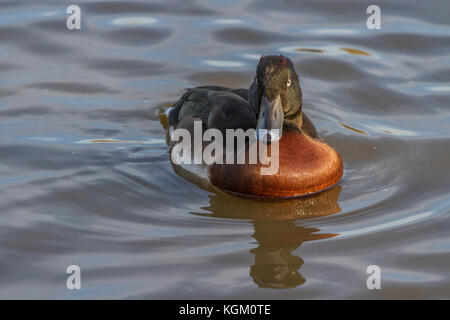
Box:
249;55;303;141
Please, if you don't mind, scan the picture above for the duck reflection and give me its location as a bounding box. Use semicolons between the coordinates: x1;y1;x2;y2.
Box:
250;221;335;289
191;184;341;289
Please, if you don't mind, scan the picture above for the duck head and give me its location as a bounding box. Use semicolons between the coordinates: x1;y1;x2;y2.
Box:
249;55;303;142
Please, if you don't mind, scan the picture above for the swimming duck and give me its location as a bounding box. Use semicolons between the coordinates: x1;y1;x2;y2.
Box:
168;55;343;198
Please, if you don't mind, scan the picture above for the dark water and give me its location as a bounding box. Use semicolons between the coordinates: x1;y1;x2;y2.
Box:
0;0;449;299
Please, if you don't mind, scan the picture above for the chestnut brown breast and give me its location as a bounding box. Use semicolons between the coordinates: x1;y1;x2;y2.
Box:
208;131;343;198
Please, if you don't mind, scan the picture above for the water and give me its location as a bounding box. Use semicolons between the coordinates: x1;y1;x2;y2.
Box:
0;0;449;299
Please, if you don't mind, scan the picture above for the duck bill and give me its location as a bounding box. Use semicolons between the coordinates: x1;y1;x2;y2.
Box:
256;95;284;143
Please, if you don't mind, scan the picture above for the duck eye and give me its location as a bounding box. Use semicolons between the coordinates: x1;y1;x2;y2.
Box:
287;79;291;87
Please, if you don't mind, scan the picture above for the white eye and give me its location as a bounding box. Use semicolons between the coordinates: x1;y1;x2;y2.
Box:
287;79;291;87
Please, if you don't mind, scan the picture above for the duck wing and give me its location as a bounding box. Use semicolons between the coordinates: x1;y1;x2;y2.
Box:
207;91;256;134
168;86;250;130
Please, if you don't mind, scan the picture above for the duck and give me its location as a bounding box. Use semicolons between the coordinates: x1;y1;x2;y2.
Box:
167;55;343;198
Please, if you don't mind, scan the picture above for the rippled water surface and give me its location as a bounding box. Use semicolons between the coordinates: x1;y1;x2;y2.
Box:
1;0;449;299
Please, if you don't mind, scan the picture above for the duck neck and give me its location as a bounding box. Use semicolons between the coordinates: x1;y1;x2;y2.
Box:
283;109;303;133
